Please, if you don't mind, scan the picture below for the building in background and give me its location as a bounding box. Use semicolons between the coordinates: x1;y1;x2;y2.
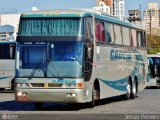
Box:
128;10;141;23
96;0;112;7
93;1;111;14
0;14;20;40
143;2;160;35
95;0;112;14
112;0;125;20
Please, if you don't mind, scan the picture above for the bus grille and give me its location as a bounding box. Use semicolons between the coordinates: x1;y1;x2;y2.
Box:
30;83;62;88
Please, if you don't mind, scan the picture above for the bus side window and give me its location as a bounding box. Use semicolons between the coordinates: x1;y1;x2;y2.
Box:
86;17;93;39
10;44;15;59
122;27;130;46
104;22;111;44
137;31;143;47
0;44;15;59
114;24;123;45
142;32;146;47
95;20;105;43
109;24;114;44
131;29;137;47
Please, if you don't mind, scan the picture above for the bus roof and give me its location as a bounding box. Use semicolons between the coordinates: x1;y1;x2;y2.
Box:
21;9;145;30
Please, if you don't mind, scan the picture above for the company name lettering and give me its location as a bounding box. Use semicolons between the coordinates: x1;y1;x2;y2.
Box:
110;49;131;61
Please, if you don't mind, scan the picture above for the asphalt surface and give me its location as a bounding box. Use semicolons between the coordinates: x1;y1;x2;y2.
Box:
0;88;160;120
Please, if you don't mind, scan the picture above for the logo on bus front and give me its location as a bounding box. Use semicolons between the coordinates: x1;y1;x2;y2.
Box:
52;80;76;84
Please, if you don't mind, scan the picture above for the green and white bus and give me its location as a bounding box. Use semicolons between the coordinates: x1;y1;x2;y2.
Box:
15;9;147;109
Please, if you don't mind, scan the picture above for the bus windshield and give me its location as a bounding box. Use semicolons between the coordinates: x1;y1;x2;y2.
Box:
18;17;84;36
16;41;84;78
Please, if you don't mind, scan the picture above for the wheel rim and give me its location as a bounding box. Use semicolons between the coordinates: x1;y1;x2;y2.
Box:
127;83;131;95
132;80;136;95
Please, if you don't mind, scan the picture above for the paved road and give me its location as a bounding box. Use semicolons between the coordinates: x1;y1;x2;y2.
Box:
0;88;160;120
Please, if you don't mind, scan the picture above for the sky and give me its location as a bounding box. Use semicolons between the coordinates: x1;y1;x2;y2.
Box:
0;0;160;17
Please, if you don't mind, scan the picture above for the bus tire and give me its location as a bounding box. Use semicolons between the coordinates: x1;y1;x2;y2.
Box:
124;79;132;100
35;102;43;110
88;87;96;108
131;78;137;99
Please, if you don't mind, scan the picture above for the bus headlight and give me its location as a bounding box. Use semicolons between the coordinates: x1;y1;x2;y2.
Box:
17;91;22;97
16;91;27;97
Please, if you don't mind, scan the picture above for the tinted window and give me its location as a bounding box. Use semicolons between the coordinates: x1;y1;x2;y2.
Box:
95;20;105;43
104;22;112;44
86;17;93;39
114;25;123;45
0;43;15;59
137;31;143;47
122;27;130;46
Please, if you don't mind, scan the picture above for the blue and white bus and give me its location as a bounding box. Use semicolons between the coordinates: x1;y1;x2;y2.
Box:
147;54;160;87
0;40;16;91
15;9;147;109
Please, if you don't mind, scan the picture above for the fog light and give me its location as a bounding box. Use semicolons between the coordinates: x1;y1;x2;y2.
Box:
66;93;71;97
66;93;77;97
72;93;77;97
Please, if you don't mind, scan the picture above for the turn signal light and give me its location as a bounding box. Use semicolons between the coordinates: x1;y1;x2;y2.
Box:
77;83;83;89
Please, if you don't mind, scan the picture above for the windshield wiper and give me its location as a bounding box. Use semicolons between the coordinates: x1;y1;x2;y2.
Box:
29;60;42;80
46;58;64;79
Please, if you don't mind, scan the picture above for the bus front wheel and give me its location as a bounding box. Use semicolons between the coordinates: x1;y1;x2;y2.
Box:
124;79;132;100
88;86;97;108
131;79;137;99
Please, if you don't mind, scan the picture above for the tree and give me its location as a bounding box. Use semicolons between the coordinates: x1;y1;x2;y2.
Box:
147;34;160;54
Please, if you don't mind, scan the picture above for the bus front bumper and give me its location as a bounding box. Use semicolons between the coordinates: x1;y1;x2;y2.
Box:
15;88;89;103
